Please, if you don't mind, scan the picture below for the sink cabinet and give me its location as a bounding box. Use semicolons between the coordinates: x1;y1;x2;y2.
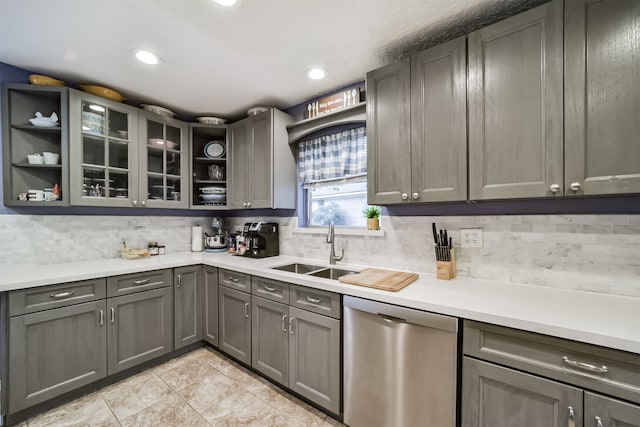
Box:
2;84;69;206
227;108;296;209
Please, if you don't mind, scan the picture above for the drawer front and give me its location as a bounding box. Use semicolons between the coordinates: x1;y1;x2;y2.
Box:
290;284;340;319
463;320;640;404
9;278;107;316
252;277;290;304
219;269;251;292
107;269;171;297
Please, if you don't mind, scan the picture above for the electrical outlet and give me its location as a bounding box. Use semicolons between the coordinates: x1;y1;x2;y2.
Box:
461;229;483;248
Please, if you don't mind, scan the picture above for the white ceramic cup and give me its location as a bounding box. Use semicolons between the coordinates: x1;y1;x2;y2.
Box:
43;152;60;165
28;190;46;201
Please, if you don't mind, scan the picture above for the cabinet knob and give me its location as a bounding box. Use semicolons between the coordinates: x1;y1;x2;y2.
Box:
243;202;247;207
550;184;560;193
132;200;138;206
412;193;419;200
141;200;147;207
401;193;408;200
570;182;581;191
246;202;251;208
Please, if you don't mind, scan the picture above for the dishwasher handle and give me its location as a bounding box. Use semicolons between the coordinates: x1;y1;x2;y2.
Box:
378;313;406;323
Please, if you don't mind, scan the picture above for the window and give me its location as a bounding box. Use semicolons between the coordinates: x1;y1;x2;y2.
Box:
298;126;367;227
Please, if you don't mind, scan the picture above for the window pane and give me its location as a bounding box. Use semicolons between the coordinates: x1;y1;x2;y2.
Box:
308;180;367;227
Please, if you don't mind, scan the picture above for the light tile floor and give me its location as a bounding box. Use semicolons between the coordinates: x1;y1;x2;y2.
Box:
17;347;345;427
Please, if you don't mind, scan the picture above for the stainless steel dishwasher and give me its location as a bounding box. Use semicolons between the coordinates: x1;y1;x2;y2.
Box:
343;296;459;427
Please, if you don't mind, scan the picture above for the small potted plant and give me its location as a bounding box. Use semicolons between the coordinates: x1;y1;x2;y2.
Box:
363;205;382;230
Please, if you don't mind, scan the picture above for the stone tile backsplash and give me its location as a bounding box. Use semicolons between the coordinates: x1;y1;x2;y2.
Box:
1;214;638;297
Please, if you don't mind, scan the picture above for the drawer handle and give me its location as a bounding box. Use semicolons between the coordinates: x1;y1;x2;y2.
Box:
132;278;150;285
562;356;609;373
289;317;295;335
229;276;240;283
99;309;104;326
244;302;249;318
264;285;277;292
306;296;322;304
50;290;74;299
595;416;603;427
281;314;288;332
568;406;575;427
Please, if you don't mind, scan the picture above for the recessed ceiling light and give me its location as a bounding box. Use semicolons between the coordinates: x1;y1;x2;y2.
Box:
214;0;236;6
133;49;160;65
306;68;327;80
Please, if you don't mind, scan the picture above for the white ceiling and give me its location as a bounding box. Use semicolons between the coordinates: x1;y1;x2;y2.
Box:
1;0;520;120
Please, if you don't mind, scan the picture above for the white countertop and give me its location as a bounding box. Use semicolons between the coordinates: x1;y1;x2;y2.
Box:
1;252;638;354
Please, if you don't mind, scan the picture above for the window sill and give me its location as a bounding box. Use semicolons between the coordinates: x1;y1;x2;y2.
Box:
292;224;385;238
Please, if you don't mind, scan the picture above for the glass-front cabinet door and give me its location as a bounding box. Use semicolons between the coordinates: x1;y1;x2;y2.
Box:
69;90;139;207
139;111;189;208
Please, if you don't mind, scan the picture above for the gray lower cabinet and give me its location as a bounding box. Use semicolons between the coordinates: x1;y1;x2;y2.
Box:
564;0;640;196
107;287;173;374
174;266;202;349
202;266;219;346
584;392;640;427
288;306;340;415
462;357;583;427
218;285;251;364
251;296;288;385
8;300;107;413
468;0;564;200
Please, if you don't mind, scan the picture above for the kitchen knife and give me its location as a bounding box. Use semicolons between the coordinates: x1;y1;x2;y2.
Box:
432;223;439;245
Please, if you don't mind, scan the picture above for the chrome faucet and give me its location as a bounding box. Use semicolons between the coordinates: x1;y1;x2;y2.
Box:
326;223;344;265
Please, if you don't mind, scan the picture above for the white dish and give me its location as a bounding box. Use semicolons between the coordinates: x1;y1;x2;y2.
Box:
29;118;58;127
199;194;226;202
141;104;176;118
147;138;178;150
196;116;226;125
247;107;268;116
204;141;225;158
27;154;44;164
200;187;226;194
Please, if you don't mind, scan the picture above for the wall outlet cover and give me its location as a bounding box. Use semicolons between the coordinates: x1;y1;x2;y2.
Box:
461;229;483;248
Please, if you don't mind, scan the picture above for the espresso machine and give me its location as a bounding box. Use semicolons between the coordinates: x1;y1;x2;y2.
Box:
238;222;279;258
204;217;227;252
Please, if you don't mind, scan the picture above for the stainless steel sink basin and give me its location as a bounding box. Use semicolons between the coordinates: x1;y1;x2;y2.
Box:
309;268;359;280
271;263;325;274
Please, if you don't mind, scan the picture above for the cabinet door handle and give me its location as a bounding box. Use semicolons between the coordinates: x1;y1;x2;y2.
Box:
244;302;249;318
570;182;581;191
550;184;560;193
306;296;322;304
176;274;181;288
132;278;150;285
246;202;251;207
568;406;575;427
99;309;104;326
263;285;276;292
595;416;603;427
281;314;288;332
401;193;408;200
562;356;608;373
132;200;138;206
141;200;147;207
412;192;419;200
289;317;295;335
110;307;115;323
50;290;74;299
229;276;239;283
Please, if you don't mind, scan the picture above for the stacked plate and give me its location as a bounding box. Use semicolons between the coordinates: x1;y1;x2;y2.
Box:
199;186;226;204
204;141;225;158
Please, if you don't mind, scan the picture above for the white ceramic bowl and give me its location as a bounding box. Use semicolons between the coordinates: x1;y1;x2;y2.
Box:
43;152;60;165
27;154;44;164
199;194;226;202
247;107;269;116
147;138;178;150
200;187;226;194
29;118;58;127
141;104;176;118
196;116;226;125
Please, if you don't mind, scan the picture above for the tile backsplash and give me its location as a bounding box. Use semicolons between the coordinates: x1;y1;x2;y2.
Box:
1;214;638;297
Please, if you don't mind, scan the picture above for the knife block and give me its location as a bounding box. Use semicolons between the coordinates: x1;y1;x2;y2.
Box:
436;249;456;280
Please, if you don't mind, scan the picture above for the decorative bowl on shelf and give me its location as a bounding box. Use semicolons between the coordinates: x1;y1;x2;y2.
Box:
27;154;44;164
247;107;269;116
141;104;176;118
204;141;225;158
29;111;59;128
195;116;226;125
29;74;65;86
147;138;178;150
200;186;226;194
199;194;226;202
79;85;126;102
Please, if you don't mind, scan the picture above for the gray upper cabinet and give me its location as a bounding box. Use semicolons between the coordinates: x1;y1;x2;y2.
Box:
2;84;70;207
468;0;564;200
107;287;173;374
366;59;411;205
367;36;467;205
564;0;640;196
9;300;107;413
174;266;202;349
138;110;190;208
218;285;251;364
410;37;468;202
202;266;219;346
251;296;289;386
227;108;296;209
462;357;583;427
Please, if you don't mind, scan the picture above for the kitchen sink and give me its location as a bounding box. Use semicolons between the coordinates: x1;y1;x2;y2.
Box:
271;263;325;274
309;268;359;280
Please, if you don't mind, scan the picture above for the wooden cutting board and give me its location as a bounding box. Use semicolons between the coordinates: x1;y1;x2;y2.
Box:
338;268;419;292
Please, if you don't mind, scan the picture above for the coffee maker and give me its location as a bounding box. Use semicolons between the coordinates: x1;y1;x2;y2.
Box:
204;217;227;252
239;222;279;258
